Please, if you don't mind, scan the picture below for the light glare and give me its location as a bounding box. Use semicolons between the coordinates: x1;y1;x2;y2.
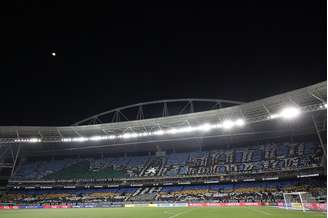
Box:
167;128;178;134
222;120;234;129
153;130;164;135
235;119;245;126
198;123;212;131
19;118;247;143
280;107;301;119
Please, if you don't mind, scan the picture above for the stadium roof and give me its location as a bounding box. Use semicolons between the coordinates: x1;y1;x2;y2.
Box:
0;81;325;145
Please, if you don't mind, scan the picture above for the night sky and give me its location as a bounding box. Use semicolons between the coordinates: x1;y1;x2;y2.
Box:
0;1;326;126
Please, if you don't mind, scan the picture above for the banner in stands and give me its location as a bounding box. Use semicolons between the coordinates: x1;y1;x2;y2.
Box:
98;203;123;208
290;203;303;209
72;205;83;208
274;202;326;211
157;203;188;208
71;203;123;208
19;205;43;209
125;203;187;208
1;203;263;209
304;203;327;211
188;202;262;207
43;205;72;209
82;205;96;208
125;204;153;208
277;202;284;207
0;206;19;209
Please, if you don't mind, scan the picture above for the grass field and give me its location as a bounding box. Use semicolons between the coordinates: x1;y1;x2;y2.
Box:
0;207;325;218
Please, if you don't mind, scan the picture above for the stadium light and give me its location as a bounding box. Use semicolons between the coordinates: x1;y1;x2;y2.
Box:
109;135;116;139
29;138;41;143
215;123;222;128
269;106;301;120
198;123;212;131
269;114;280;119
167;128;178;134
153;130;164;135
121;133;138;139
90;136;105;141
280;107;301;119
139;132;150;137
235;119;245;127
56;118;247;143
72;137;88;142
222;120;234;129
14;138;42;143
181;126;194;132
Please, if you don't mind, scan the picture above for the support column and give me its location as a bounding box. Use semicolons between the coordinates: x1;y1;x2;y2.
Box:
312;115;326;157
10;144;20;177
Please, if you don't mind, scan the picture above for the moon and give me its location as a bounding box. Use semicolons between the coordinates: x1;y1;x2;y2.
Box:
52;52;56;56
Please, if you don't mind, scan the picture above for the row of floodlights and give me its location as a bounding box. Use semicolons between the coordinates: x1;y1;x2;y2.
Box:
61;118;246;143
12;104;327;144
14;138;41;143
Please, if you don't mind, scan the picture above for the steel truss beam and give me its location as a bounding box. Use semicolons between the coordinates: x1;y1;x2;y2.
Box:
73;98;244;126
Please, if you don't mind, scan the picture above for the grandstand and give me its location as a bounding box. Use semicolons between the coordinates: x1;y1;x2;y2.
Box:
0;81;326;216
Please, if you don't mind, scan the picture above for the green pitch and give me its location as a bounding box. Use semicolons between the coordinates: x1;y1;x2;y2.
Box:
0;207;325;218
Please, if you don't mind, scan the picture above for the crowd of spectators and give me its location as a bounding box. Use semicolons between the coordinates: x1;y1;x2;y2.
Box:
3;141;325;206
12;142;323;181
1;178;326;205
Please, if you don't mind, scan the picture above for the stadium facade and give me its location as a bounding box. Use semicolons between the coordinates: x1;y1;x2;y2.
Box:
0;81;326;211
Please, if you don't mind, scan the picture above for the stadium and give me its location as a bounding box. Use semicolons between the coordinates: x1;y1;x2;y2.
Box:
0;81;326;218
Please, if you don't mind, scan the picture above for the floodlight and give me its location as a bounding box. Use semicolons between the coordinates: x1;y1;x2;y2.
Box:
139;132;149;137
215;123;222;128
235;119;245;126
179;127;193;133
90;136;103;141
29;138;41;143
167;128;178;134
198;123;212;131
280;107;301;119
121;133;138;138
130;133;138;138
121;133;132;139
222;120;234;129
73;137;88;142
109;135;116;139
269;114;279;119
153;130;164;135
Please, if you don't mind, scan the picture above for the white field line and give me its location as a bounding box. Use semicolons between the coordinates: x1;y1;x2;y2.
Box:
164;210;177;215
272;207;327;216
168;209;193;218
246;206;272;216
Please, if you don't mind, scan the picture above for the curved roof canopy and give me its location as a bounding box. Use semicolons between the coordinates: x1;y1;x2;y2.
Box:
0;81;326;144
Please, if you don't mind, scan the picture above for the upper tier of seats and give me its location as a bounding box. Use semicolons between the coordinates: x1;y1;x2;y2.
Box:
12;142;323;180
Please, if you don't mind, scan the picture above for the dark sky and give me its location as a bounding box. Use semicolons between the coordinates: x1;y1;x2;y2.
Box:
0;1;326;126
